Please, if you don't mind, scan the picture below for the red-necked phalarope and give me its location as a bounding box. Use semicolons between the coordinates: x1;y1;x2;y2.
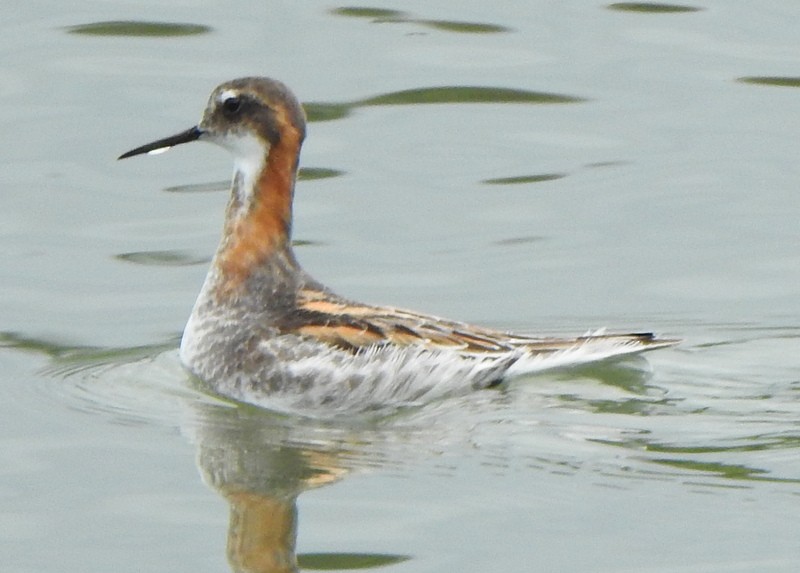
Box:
119;77;677;412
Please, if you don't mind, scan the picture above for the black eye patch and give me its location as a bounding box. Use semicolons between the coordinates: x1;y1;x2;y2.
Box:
222;96;242;115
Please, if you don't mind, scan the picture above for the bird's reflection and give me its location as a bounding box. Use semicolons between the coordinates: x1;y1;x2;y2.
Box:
0;331;671;572
186;401;394;573
182;355;666;572
225;492;297;573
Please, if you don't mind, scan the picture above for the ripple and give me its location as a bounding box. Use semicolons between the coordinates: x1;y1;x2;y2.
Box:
42;339;181;378
0;330;664;480
292;239;327;248
49;350;199;425
299;167;346;181
298;552;411;570
7;324;798;487
0;332;199;427
330;6;510;34
115;250;209;267
163;169;343;194
738;76;800;88
482;173;566;185
359;86;584;106
585;160;629;169
164;180;228;193
116;243;320;267
607;2;702;13
649;458;800;484
303;102;354;123
66;21;211;37
1;331;174;376
330;7;407;20
492;236;547;247
305;85;581;125
416;20;510;34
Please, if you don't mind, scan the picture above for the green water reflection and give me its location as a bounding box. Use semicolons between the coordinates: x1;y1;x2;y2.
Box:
330;7;406;20
303;103;353;123
483;173;566;185
299;167;346;181
304;85;584;124
163;169;343;194
360;86;583;106
492;236;547;247
331;6;510;34
164;181;229;193
0;331;177;377
607;2;702;13
738;76;800;88
66;21;211;37
588;433;800;485
562;396;674;416
650;459;800;484
416;20;509;34
115;250;209;267
115;241;322;268
298;553;410;570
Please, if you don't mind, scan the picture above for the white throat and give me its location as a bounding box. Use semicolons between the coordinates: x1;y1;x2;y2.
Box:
214;131;268;203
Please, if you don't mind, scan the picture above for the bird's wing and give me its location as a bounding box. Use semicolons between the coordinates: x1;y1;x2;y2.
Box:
277;288;678;356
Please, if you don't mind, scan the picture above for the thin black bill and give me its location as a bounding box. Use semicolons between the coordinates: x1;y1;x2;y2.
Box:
118;126;204;159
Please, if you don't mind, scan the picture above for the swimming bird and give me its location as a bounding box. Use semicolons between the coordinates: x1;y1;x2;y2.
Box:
119;77;677;412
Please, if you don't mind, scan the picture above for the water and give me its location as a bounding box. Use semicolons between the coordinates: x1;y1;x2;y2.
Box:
1;1;799;571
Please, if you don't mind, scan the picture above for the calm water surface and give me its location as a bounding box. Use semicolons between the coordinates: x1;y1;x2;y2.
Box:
1;1;799;571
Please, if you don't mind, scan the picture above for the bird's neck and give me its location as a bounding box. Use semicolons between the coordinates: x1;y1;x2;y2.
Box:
212;134;303;299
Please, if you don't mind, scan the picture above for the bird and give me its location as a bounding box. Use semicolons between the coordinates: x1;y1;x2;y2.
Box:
119;76;677;413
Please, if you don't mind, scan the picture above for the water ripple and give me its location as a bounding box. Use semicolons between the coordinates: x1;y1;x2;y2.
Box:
607;2;703;13
66;21;211;37
163;168;344;193
359;86;583;106
483;173;566;185
297;553;411;570
331;6;511;34
115;250;209;267
738;76;800;88
4;325;799;487
304;85;584;123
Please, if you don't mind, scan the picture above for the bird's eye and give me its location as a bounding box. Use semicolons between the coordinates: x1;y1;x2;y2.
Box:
222;96;242;115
